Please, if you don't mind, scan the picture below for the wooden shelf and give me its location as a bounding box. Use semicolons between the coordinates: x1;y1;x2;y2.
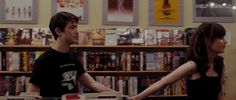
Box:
88;71;170;76
73;45;188;52
0;71;171;76
0;45;50;51
0;45;188;51
0;71;32;76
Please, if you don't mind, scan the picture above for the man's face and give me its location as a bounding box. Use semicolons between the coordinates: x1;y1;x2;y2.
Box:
61;22;78;45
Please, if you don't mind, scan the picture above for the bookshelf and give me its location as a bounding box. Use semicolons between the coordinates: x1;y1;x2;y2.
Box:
0;45;188;51
0;71;170;76
0;45;188;99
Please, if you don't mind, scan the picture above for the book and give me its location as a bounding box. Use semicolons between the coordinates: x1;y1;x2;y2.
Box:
61;93;80;100
130;52;140;71
130;28;144;45
16;28;32;45
1;51;7;71
91;29;105;45
0;92;43;100
79;92;127;100
78;29;92;45
156;30;171;45
117;28;131;45
31;28;46;45
172;29;185;45
5;28;18;45
19;52;30;71
8;76;16;95
6;52;20;71
105;29;117;46
0;96;41;100
44;28;54;45
156;52;164;71
0;28;8;45
0;52;2;71
144;29;157;45
145;52;157;71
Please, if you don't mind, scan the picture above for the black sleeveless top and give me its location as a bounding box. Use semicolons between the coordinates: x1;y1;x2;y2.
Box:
186;56;223;100
186;73;221;100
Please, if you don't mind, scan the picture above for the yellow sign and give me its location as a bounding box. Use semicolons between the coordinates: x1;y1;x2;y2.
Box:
153;0;180;25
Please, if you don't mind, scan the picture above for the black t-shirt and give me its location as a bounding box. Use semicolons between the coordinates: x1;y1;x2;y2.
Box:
29;48;86;97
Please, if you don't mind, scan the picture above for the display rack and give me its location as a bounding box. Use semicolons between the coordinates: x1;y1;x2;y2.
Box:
0;45;188;100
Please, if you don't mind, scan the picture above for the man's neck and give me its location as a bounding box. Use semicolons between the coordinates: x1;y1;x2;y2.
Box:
51;40;71;53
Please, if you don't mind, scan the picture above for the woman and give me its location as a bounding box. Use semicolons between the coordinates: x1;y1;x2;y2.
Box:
130;22;227;100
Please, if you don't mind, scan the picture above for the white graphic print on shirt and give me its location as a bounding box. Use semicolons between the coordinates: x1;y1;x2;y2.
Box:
61;71;77;90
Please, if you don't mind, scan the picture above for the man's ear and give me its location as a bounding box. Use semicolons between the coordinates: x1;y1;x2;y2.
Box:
55;27;62;36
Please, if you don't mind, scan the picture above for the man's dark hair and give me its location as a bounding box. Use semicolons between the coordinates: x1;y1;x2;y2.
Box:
49;11;79;40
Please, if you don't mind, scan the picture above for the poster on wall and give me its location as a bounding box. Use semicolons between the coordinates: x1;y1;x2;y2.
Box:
52;0;88;24
193;0;235;22
102;0;138;26
0;0;38;24
149;0;183;26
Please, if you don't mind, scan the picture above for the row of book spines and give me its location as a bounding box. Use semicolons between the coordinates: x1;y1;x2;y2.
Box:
0;51;185;71
0;28;54;45
79;76;187;96
0;51;185;72
0;27;195;46
78;28;189;46
0;76;30;96
82;51;186;71
0;51;43;71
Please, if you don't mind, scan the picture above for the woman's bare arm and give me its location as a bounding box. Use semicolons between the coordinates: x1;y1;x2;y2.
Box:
130;61;197;100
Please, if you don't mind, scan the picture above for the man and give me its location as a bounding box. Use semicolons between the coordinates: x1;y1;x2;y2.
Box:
28;11;117;98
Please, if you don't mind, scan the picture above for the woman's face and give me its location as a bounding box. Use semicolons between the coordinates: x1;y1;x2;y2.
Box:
210;37;227;54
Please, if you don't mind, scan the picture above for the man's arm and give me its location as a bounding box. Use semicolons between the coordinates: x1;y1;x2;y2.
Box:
78;72;118;93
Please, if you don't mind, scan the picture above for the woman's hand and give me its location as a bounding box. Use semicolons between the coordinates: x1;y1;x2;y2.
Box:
129;96;135;100
129;96;140;100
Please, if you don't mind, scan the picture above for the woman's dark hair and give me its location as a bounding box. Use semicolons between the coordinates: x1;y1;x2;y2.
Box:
187;22;226;75
49;11;79;40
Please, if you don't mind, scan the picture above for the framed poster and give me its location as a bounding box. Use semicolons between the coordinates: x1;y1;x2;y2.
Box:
0;0;38;24
193;0;235;22
52;0;88;24
149;0;183;26
102;0;138;26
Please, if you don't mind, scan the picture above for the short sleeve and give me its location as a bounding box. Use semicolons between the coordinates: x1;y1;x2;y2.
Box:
76;60;86;77
29;59;44;87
